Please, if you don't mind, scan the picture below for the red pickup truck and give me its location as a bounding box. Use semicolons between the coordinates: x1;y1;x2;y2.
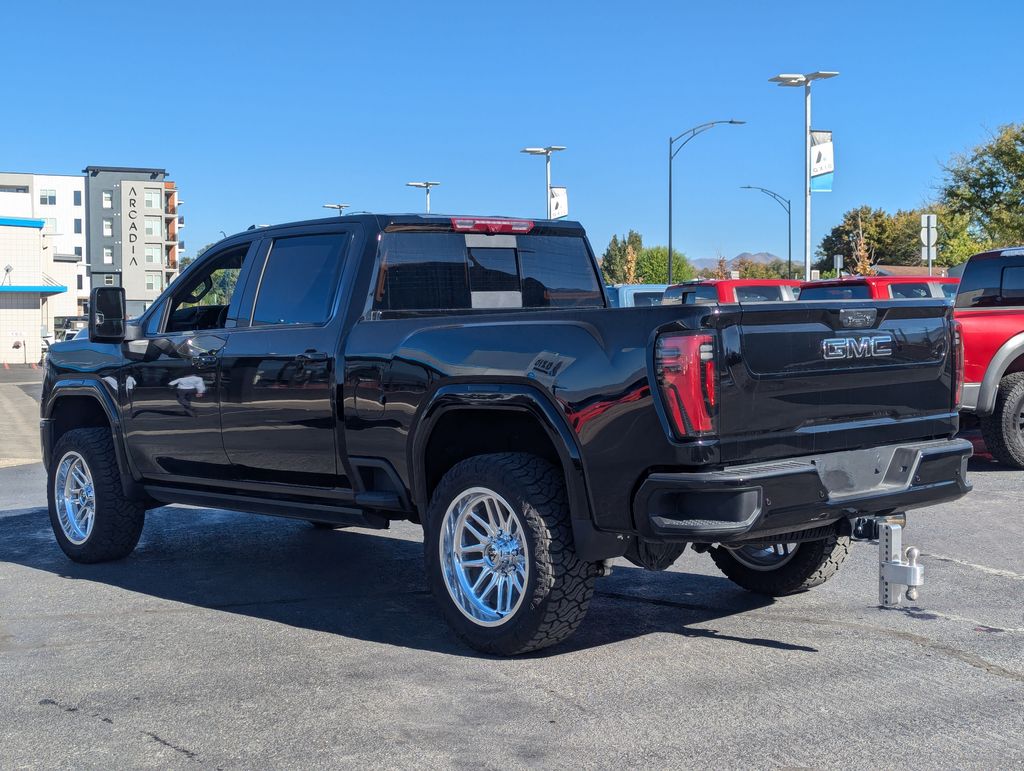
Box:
662;279;800;304
955;247;1024;467
799;275;960;301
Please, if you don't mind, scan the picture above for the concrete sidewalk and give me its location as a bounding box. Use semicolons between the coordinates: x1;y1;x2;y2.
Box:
0;375;41;466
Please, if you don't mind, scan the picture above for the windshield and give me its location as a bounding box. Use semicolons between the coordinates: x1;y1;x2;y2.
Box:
799;284;871;300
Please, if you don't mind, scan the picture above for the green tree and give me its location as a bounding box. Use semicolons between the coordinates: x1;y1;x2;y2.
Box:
941;123;1024;245
600;230;643;284
635;245;693;284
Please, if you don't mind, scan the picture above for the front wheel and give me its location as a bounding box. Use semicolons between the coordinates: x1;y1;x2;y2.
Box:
710;532;851;596
424;453;596;655
47;428;146;563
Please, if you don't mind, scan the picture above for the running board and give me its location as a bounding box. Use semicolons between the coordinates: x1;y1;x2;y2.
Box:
144;485;390;529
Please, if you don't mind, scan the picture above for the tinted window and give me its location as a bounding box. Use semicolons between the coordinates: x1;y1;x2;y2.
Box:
954;255;1024;308
941;282;958;298
252;234;347;325
661;286;686;305
735;285;785;302
799;284;871;300
691;286;719;304
374;233;603;311
1001;267;1024;303
518;236;603;308
889;282;931;299
375;233;469;311
631;291;663;306
468;248;518;292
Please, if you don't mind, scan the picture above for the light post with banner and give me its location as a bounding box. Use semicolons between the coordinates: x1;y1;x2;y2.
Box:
520;146;565;218
769;71;839;281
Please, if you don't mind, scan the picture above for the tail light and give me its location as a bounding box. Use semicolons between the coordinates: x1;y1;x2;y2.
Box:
953;319;964;408
655;332;717;438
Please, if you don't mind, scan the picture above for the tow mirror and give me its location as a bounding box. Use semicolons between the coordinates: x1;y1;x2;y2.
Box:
89;286;127;343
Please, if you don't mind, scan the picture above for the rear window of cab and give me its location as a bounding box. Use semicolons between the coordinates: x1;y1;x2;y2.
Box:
372;232;605;312
799;284;871;300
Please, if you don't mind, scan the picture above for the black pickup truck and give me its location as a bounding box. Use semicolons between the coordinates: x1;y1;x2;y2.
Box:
42;214;972;654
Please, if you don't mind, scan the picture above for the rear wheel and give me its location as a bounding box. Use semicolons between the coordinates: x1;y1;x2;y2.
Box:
48;428;146;563
424;453;597;655
710;532;851;596
979;373;1024;468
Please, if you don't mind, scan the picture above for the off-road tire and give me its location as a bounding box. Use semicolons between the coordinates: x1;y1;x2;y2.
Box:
424;453;597;656
710;532;851;596
48;428;146;563
979;373;1024;469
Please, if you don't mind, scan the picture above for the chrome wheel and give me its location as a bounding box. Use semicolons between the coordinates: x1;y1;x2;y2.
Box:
439;487;529;627
728;542;799;571
54;451;96;545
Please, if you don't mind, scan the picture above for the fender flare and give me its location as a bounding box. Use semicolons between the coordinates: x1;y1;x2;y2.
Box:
976;331;1024;415
408;383;629;562
42;378;145;500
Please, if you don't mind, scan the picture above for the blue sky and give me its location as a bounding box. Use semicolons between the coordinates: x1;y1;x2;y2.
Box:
3;0;1022;263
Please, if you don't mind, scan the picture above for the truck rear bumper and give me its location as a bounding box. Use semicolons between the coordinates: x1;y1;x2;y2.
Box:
633;438;972;543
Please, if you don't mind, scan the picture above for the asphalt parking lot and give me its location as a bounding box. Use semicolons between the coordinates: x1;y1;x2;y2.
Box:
1;365;1022;768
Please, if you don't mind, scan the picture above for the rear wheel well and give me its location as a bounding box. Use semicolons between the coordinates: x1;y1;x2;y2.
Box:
1003;352;1024;377
50;396;111;454
422;409;563;506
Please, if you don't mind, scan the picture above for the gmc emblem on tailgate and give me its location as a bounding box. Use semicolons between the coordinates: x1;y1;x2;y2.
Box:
821;335;894;360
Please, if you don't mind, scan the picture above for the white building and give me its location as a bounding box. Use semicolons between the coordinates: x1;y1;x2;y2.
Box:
0;216;72;364
0;172;89;316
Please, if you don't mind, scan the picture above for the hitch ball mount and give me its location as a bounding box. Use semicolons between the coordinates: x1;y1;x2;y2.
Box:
877;520;923;606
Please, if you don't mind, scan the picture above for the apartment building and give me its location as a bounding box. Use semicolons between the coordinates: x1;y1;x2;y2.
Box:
0;172;89;314
84;166;183;316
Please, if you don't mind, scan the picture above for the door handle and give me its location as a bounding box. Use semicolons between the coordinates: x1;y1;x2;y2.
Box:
191;354;218;370
296;351;328;362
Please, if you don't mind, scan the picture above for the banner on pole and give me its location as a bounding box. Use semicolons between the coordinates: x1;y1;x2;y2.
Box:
810;130;834;193
549;187;568;219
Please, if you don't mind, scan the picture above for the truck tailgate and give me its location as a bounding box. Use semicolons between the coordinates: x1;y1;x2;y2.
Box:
715;300;957;462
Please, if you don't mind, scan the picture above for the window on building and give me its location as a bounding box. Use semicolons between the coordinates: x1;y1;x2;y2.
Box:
74;246;82;257
146;273;162;292
43;218;57;233
103;247;113;264
102;190;113;209
252;235;348;325
39;189;56;205
77;275;83;290
102;219;113;237
0;185;29;194
145;245;161;264
104;274;114;286
74;218;82;234
144;217;162;238
144;190;162;210
73;190;82;206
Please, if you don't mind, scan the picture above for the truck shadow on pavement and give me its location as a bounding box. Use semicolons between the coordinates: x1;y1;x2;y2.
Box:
0;506;815;658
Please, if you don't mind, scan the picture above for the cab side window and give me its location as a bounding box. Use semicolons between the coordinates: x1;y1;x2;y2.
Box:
165;245;249;333
251;234;348;326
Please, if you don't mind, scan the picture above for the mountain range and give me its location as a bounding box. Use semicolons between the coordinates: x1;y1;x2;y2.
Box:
690;252;782;271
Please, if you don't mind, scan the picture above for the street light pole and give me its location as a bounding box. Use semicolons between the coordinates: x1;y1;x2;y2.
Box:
741;185;792;279
521;145;565;218
406;181;440;213
668;120;745;283
769;71;839;280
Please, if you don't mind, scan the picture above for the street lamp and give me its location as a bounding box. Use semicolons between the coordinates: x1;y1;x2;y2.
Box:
406;181;440;213
668;120;745;283
520;145;565;218
322;203;350;216
741;185;792;279
769;70;839;280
